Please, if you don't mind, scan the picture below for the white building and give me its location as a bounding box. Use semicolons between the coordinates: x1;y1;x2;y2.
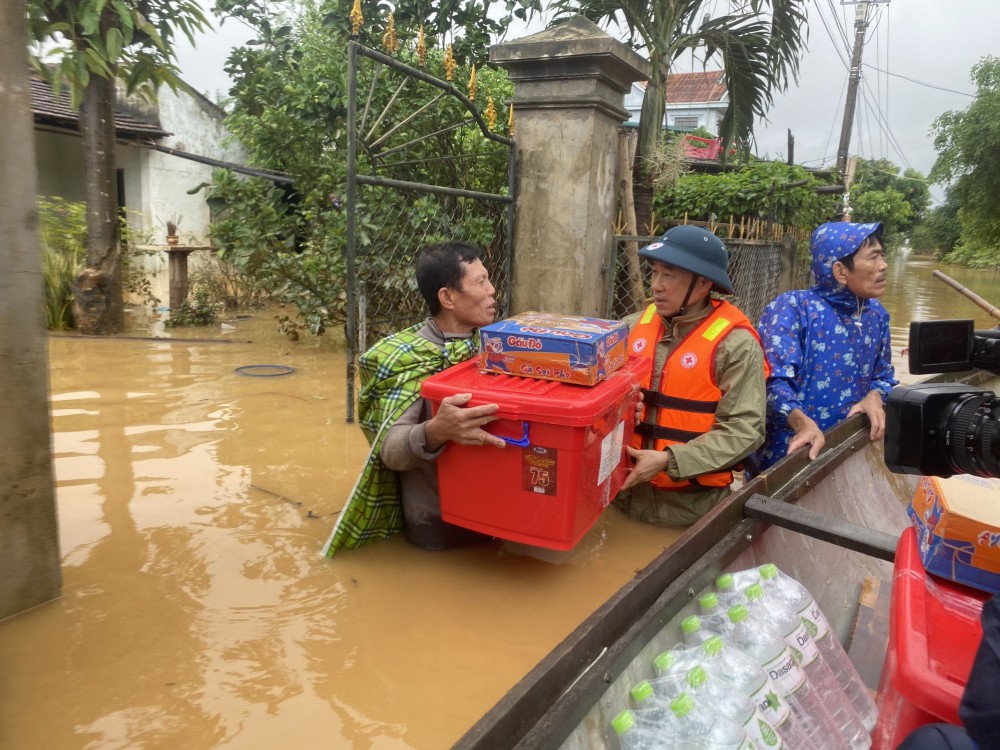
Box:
31;73;245;244
31;74;247;304
624;70;729;135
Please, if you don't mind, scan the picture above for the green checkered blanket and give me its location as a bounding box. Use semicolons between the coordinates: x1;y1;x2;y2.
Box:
322;322;479;556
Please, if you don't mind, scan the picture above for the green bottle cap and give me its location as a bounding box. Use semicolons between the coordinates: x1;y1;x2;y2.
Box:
611;709;636;735
670;692;695;718
703;635;724;656
729;603;748;623
681;615;702;634
745;582;764;601
653;650;675;673
716;573;735;591
687;666;707;688
630;680;655;705
699;592;719;611
760;563;779;580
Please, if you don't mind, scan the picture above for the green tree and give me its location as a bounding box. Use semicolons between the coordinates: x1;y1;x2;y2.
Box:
549;0;809;234
849;157;929;239
27;0;209;333
205;0;515;335
931;55;1000;267
849;187;912;250
909;194;961;259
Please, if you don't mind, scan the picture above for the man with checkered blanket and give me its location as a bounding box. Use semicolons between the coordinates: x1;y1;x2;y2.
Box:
324;242;504;555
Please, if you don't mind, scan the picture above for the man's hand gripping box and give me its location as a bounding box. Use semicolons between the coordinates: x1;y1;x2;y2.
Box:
478;312;628;386
908;473;1000;594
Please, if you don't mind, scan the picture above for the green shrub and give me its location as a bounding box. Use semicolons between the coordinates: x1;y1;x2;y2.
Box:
39;196;86;330
652;161;837;235
165;287;217;327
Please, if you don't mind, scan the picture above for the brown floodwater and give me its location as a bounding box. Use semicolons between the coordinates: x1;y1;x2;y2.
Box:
6;252;1000;749
0;309;675;749
882;252;1000;383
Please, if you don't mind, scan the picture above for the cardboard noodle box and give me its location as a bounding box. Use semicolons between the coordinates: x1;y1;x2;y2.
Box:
420;356;649;550
908;473;1000;594
478;312;629;386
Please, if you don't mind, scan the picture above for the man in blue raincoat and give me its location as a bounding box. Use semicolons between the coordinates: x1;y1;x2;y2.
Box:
756;221;898;471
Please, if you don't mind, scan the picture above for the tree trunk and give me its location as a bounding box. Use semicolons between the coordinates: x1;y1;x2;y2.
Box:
633;71;667;237
632;176;654;238
74;74;124;334
617;130;645;313
0;0;62;619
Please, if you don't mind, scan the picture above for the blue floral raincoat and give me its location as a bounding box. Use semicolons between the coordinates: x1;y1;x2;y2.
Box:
756;221;898;470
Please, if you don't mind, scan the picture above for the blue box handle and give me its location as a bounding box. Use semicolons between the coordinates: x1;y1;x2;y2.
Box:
500;423;531;447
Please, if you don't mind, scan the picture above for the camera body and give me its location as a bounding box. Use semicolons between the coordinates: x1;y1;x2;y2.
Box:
885;320;1000;478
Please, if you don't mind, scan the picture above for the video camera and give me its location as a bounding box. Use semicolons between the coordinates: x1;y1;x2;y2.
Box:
885;320;1000;478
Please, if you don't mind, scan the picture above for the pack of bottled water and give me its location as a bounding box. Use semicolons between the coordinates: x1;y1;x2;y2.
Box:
609;564;876;750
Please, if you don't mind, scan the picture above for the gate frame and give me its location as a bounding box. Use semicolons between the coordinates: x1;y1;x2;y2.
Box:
345;41;516;422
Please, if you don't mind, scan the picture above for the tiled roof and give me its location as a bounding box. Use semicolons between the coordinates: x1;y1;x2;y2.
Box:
30;73;170;139
664;71;727;103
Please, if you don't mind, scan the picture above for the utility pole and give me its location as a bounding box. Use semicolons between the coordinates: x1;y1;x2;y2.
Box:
836;1;870;174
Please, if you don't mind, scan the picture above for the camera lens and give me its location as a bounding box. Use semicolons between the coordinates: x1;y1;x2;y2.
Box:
941;392;1000;478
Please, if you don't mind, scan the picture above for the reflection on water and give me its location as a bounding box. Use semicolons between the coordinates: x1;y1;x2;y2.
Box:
0;312;677;749
880;252;1000;382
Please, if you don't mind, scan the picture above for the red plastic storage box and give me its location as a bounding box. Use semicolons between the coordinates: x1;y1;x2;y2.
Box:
872;527;989;749
420;356;648;550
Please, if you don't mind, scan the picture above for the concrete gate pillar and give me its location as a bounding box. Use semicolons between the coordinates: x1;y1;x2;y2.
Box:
491;16;650;316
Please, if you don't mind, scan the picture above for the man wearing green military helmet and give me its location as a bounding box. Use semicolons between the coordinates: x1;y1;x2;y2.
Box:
614;225;769;527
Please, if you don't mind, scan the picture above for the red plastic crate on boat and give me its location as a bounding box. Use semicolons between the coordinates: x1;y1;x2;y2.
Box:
420;356;648;550
872;527;989;749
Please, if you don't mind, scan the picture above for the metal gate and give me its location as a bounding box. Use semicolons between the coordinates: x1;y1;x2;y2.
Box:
344;42;515;422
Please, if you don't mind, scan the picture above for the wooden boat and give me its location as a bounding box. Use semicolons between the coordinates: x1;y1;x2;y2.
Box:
454;369;998;750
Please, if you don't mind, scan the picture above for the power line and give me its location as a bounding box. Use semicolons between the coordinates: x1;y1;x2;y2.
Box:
884;9;890;158
861;63;974;97
873;9;882;157
823;73;850;168
860;82;875;160
826;0;852;50
814;1;850;69
859;78;911;168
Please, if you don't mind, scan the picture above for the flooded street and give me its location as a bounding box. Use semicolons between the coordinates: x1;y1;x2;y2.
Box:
0;311;675;749
5;251;1000;749
882;252;1000;382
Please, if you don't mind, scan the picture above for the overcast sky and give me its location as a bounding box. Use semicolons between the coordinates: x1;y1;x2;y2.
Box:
175;0;1000;200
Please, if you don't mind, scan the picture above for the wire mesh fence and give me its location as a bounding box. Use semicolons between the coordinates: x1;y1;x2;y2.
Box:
609;220;805;326
352;184;511;351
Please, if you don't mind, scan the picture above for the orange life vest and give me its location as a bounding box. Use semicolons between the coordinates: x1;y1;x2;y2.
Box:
628;300;769;490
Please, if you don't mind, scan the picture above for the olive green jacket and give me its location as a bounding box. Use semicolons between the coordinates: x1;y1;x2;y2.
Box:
614;300;766;527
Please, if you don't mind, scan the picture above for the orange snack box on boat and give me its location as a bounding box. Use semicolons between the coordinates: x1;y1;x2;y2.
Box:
908;473;1000;594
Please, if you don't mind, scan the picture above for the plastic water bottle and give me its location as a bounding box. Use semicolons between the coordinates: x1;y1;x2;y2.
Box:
629;679;675;726
698;591;732;636
610;709;667;750
728;602;849;750
744;582;870;750
758;563;879;732
716;572;751;607
724;567;761;590
686;665;785;750
669;692;753;749
701;634;817;750
681;615;714;646
652;646;699;679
